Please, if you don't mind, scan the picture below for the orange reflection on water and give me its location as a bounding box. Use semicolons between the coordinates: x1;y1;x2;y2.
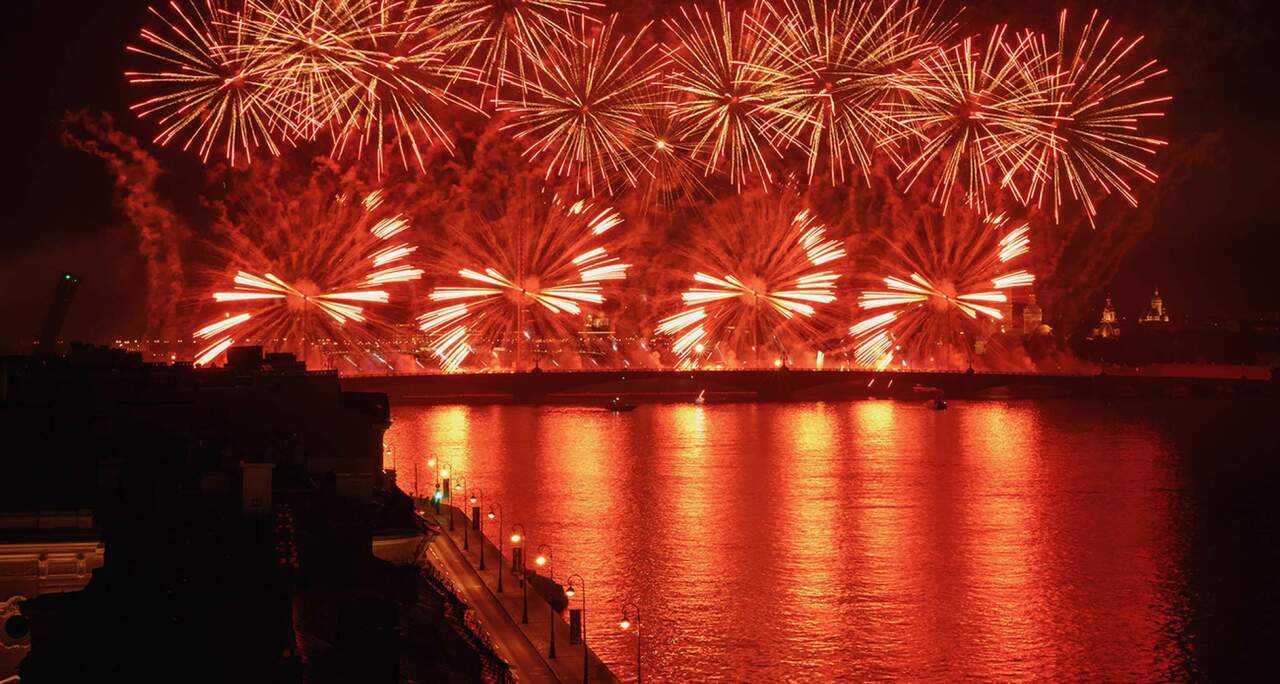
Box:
380;400;1197;682
772;404;843;675
955;404;1051;676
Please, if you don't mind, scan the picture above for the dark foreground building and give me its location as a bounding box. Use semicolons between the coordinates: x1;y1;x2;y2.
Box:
1;345;508;683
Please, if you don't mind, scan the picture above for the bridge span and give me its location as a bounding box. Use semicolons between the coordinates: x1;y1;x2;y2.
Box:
341;368;1278;405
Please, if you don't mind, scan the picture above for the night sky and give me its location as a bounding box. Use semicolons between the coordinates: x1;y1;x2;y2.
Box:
1;1;1276;351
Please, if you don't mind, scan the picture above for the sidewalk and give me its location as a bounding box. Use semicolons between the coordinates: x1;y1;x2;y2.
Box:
425;523;560;683
427;504;621;684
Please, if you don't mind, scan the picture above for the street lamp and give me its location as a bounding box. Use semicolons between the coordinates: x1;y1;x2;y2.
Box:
440;463;453;526
535;544;556;659
565;573;587;684
470;488;485;570
619;600;641;684
454;475;469;549
510;524;528;623
488;504;505;592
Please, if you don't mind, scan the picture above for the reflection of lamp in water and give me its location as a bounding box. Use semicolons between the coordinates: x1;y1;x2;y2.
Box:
619;600;641;683
488;503;505;592
510;524;528;623
565;573;587;684
535;544;556;659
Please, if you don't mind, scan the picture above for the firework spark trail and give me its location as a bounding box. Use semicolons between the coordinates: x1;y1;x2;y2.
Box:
889;26;1056;215
193;188;423;368
656;198;845;367
126;0;287;166
1009;10;1171;226
320;1;485;175
501;14;667;195
417;195;629;371
663;1;807;188
750;0;953;184
848;212;1035;369
428;0;601;103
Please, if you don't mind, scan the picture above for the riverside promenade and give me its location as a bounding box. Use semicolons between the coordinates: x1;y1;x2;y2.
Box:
420;504;620;683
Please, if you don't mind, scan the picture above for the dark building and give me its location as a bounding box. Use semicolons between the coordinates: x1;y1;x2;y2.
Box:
1;345;506;682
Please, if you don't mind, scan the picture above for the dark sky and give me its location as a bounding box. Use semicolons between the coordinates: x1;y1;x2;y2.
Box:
1;1;1277;351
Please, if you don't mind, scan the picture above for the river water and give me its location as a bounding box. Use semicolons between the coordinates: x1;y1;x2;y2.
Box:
384;399;1279;682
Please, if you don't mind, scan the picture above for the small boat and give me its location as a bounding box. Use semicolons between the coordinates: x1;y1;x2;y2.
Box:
607;397;637;412
925;398;948;410
694;389;706;405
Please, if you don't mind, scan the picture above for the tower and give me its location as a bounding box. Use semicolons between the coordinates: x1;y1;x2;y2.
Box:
1089;297;1121;339
1139;289;1170;325
1021;294;1043;335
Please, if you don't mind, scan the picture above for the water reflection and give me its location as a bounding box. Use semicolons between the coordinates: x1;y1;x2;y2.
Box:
384;400;1214;681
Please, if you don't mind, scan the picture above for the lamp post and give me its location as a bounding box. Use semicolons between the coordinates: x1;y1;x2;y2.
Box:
426;457;438;506
470;488;485;570
565;574;587;684
510;524;528;624
440;463;452;527
619;600;641;684
454;475;469;549
535;544;556;659
488;504;505;592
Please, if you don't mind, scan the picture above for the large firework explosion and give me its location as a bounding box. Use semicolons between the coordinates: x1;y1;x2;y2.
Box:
1012;10;1172;226
663;1;805;189
847;211;1034;370
749;0;954;184
193;185;424;369
500;13;667;196
417;192;629;371
655;192;846;368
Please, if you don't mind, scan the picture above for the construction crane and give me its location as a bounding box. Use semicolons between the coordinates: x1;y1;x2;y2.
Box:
35;272;81;356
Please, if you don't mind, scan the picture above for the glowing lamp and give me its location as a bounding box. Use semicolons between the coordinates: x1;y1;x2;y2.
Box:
469;494;477;504
535;554;547;566
510;532;522;543
619;617;631;630
487;509;496;520
565;584;575;598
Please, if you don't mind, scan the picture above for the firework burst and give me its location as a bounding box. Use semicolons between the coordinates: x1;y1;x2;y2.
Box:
193;188;423;369
656;196;845;367
889;26;1054;215
1013;10;1171;225
428;0;600;102
417;194;629;371
663;1;807;188
750;0;953;184
321;2;483;175
501;14;667;195
848;212;1034;369
127;0;287;166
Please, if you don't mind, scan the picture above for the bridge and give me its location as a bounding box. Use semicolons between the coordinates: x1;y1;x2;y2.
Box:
340;368;1278;405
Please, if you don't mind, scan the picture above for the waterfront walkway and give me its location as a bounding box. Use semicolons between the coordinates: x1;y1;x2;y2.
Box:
422;505;619;683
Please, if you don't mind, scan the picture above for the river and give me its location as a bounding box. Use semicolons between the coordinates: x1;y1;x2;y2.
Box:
383;399;1279;682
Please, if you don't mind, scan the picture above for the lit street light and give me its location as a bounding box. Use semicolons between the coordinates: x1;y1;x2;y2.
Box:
454;475;469;549
565;573;587;684
620;600;641;684
488;504;505;592
535;544;556;659
510;524;528;623
470;488;485;570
